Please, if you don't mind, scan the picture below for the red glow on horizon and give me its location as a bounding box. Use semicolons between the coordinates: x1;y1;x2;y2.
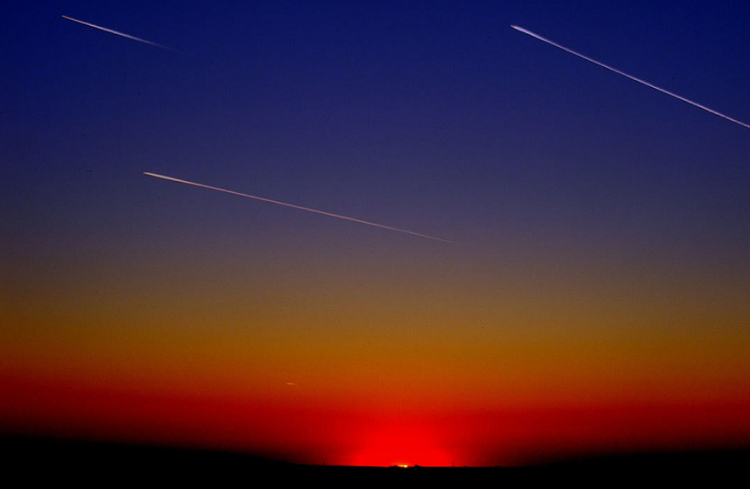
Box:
345;424;454;467
3;370;750;467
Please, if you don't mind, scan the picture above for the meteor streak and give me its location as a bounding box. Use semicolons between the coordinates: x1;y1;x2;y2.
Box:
511;25;750;129
62;15;174;51
144;172;453;244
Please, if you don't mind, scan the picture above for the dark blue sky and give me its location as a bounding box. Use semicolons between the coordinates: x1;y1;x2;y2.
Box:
2;0;749;295
4;1;748;265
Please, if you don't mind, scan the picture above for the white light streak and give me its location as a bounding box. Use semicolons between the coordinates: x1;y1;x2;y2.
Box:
62;15;174;51
144;172;453;244
511;25;749;129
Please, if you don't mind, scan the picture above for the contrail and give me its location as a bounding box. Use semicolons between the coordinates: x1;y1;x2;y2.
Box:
144;172;453;244
511;25;750;129
62;15;174;51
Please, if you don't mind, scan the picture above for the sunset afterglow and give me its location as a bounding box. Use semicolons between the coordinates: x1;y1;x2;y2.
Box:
2;1;749;467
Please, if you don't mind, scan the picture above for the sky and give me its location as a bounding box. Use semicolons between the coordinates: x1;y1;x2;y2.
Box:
1;0;749;466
